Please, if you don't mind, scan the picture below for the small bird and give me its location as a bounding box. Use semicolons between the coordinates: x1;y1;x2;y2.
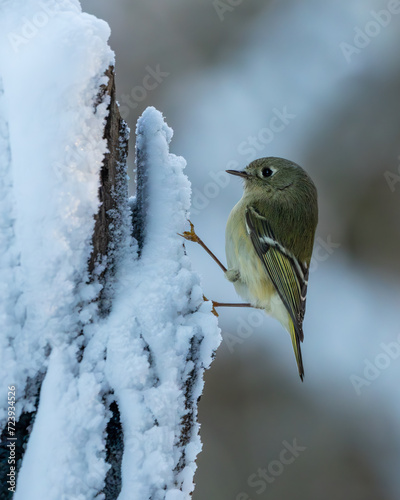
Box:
225;157;318;380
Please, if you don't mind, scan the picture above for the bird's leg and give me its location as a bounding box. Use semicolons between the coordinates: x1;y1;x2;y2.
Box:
212;301;253;309
202;295;253;317
178;220;227;273
180;222;253;317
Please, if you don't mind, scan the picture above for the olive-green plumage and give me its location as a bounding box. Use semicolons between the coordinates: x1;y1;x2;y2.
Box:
225;157;318;380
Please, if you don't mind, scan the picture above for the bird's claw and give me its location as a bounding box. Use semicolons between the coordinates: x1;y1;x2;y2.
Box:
203;295;219;317
179;222;219;318
178;220;200;243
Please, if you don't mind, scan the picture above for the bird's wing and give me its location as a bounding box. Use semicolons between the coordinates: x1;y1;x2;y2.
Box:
245;205;309;342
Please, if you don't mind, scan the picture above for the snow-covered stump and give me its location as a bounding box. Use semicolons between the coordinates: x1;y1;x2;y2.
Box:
103;107;221;499
0;3;220;498
0;3;117;499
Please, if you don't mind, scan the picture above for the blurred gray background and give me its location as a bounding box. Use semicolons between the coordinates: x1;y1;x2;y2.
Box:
81;1;400;498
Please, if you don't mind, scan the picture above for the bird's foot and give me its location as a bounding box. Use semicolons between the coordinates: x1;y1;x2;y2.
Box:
202;295;219;317
178;220;199;243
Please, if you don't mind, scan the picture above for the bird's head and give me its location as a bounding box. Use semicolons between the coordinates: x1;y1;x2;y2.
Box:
226;157;315;198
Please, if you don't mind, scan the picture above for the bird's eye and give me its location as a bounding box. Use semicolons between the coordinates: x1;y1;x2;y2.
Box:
261;167;273;178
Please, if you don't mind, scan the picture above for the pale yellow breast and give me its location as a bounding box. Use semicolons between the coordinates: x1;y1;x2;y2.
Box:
225;197;291;332
225;198;274;306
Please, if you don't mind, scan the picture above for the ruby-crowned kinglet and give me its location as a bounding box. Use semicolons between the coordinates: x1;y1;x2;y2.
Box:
225;157;318;380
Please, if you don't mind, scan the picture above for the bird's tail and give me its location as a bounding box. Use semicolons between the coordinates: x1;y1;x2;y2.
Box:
289;320;304;381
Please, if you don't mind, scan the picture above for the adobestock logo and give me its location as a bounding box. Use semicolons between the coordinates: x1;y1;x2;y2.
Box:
118;65;170;120
191;170;231;215
236;439;306;499
340;2;400;63
350;334;400;395
308;235;341;273
224;308;266;354
213;0;245;22
237;107;296;162
191;106;296;216
8;0;71;53
384;155;400;192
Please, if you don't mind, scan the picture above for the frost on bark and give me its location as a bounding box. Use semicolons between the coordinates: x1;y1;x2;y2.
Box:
90;66;130;499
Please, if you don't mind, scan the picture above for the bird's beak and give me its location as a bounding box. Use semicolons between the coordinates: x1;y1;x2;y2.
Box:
226;170;248;178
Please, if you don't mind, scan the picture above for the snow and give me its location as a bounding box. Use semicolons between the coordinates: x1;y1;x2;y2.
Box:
0;3;221;498
0;0;113;421
0;1;115;498
14;346;108;500
103;107;221;499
